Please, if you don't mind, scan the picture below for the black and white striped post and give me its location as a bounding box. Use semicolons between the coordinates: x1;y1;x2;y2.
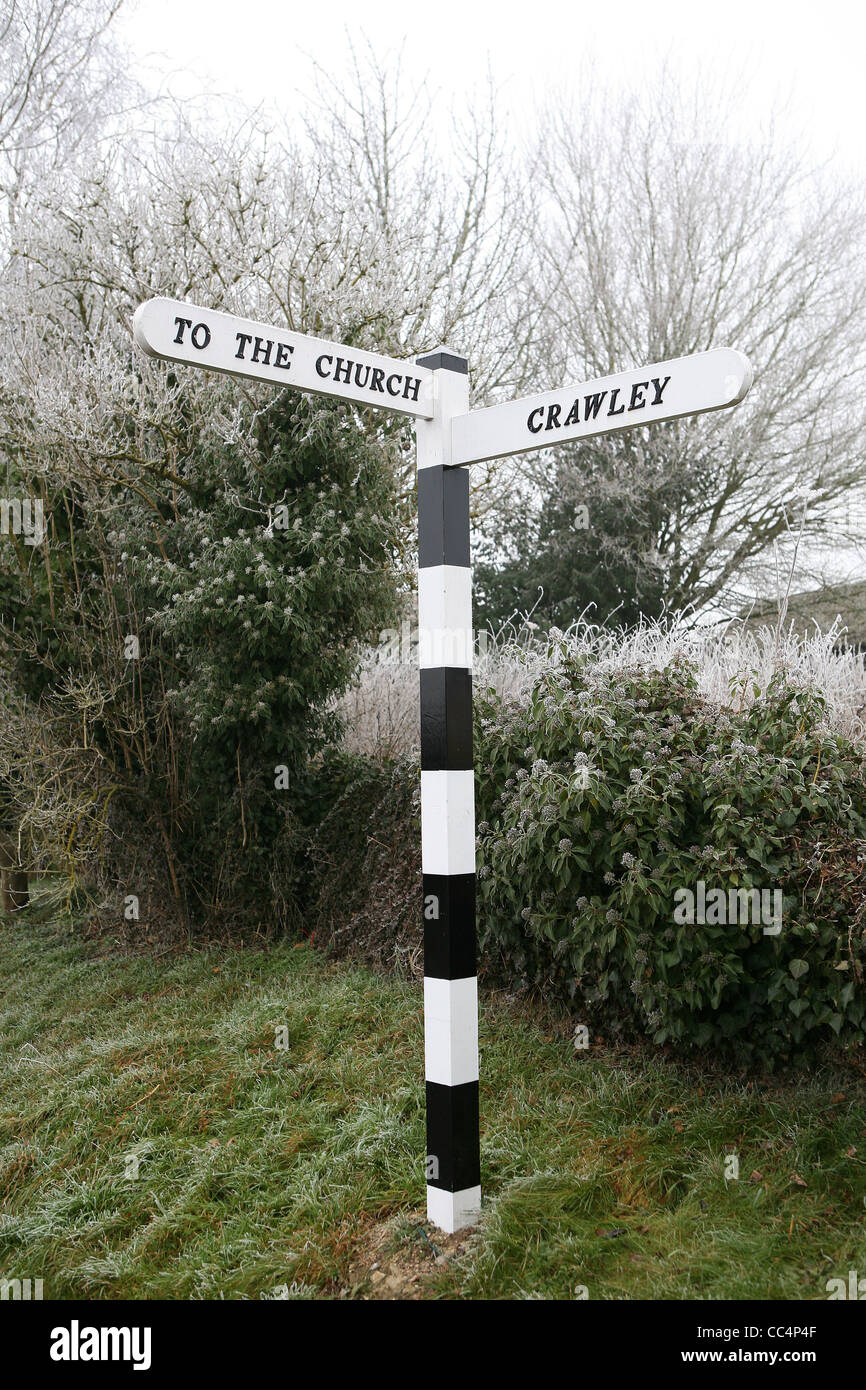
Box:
415;348;481;1234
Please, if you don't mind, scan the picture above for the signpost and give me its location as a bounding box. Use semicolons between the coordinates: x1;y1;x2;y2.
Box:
134;295;753;1234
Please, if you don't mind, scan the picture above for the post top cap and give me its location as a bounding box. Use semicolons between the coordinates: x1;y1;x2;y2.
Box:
416;346;468;374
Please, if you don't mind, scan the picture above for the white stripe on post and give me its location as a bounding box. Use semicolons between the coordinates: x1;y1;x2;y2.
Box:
415;359;469;468
424;977;480;1086
419;771;475;876
426;1182;482;1235
417;566;474;669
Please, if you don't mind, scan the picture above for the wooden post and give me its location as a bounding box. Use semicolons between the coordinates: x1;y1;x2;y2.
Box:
415;348;480;1234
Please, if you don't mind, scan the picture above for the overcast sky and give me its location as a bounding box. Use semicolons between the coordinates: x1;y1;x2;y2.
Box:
119;0;865;178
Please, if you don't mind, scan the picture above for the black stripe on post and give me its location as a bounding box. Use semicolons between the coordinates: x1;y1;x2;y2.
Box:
419;667;474;770
418;466;471;569
422;873;476;979
425;1080;481;1192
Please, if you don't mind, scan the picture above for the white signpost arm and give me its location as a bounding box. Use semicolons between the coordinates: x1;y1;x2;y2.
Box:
451;348;753;465
415;348;480;1234
133;297;435;420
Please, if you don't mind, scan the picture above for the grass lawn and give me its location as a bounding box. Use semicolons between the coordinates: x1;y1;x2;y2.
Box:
1;897;865;1301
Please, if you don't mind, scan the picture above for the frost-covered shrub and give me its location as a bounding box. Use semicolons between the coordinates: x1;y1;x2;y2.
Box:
475;647;866;1061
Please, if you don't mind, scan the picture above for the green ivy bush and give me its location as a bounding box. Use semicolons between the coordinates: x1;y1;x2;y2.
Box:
110;390;406;929
475;647;866;1061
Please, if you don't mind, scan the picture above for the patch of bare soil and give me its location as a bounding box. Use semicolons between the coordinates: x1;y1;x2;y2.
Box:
339;1210;469;1300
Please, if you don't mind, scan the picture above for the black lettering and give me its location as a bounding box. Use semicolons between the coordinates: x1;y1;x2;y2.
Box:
607;389;625;416
251;336;273;366
386;373;401;396
315;354;333;378
370;367;386;393
173;317;192;344
546;403;562;431
402;376;421;402
236;333;253;360
354;363;371;389
274;342;294;370
628;381;649;411
190;322;211;350
584;391;608;419
527;407;545;433
651;375;671;405
563;399;581;426
333;357;353;385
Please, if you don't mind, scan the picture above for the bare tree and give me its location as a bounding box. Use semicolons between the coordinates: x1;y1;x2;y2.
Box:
0;0;141;216
299;41;541;519
309;46;536;375
509;71;866;618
